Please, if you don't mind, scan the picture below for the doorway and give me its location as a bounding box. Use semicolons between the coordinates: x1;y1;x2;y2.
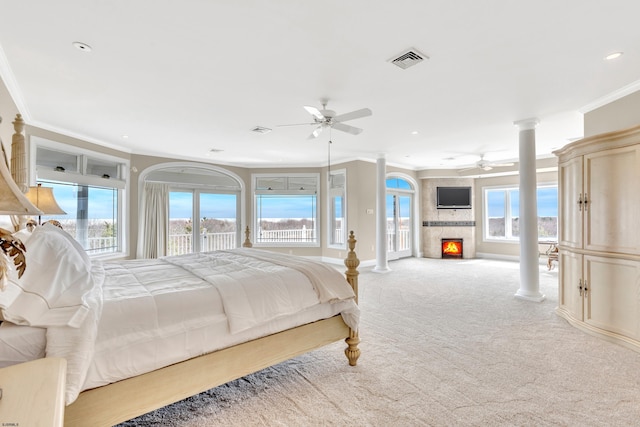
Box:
386;176;414;260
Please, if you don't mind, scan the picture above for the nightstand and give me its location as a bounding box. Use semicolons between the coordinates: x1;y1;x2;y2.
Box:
0;357;67;427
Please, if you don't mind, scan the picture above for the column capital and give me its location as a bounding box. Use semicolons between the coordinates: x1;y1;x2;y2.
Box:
513;118;540;130
377;152;387;160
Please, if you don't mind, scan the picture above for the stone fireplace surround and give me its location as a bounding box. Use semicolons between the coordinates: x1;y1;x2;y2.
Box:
421;178;476;259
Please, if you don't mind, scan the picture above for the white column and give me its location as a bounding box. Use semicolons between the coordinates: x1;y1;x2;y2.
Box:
373;153;390;273
514;118;545;302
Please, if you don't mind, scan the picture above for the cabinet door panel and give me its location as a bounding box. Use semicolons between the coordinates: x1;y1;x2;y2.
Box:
584;255;640;341
558;251;583;320
584;146;640;255
558;156;583;249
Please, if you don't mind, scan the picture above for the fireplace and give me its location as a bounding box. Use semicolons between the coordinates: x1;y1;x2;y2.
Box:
441;238;463;259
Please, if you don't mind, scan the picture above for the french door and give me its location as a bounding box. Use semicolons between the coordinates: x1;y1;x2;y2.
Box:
386;192;412;260
168;190;239;255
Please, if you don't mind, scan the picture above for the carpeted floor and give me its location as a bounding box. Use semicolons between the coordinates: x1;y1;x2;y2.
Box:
117;258;640;426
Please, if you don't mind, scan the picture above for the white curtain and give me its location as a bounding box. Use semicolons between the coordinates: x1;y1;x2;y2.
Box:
137;182;169;259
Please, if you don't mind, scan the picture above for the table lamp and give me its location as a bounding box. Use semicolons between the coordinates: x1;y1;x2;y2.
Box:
24;183;66;225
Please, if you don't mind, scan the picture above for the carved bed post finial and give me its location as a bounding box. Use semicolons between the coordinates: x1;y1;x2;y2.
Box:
9;114;28;231
344;230;360;303
242;226;253;248
344;230;360;366
11;114;27;194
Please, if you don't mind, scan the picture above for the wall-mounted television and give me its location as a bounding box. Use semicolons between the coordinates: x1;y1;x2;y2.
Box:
436;186;472;209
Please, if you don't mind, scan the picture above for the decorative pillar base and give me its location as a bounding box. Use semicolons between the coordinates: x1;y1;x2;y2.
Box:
514;289;546;302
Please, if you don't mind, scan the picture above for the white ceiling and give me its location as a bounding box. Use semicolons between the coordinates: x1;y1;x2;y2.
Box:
1;1;639;171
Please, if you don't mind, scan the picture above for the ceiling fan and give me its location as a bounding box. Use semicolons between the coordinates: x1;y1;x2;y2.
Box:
458;154;515;172
279;101;372;139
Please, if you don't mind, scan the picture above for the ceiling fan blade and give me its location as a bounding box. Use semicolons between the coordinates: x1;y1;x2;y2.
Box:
304;106;325;121
457;166;478;172
308;125;323;139
489;162;514;168
332;122;363;135
333;108;372;123
276;122;316;127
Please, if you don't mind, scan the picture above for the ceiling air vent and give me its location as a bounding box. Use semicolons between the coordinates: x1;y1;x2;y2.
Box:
389;48;428;70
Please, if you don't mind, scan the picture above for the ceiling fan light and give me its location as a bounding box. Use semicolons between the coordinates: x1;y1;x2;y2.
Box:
604;51;623;60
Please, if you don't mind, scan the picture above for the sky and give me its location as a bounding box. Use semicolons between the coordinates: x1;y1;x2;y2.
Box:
170;192;238;219
169;193;319;220
487;187;558;217
43;182;117;220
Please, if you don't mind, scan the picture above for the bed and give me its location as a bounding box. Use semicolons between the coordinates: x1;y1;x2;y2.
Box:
0;223;361;426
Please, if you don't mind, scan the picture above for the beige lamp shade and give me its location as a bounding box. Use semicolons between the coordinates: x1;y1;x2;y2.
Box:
0;155;43;215
24;184;66;215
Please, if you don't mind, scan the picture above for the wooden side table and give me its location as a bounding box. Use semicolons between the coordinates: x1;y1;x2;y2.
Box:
539;241;559;270
0;358;67;427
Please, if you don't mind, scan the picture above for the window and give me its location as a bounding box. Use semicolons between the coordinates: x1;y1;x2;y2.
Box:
35;181;121;254
253;173;319;246
386;177;412;190
32;137;128;257
328;170;346;248
484;185;558;241
145;164;243;256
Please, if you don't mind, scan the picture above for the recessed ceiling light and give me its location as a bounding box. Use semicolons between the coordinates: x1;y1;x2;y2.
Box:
72;41;92;52
605;51;623;60
411;131;419;135
122;135;129;139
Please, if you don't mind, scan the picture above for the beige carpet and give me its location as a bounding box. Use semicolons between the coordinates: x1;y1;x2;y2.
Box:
117;258;640;426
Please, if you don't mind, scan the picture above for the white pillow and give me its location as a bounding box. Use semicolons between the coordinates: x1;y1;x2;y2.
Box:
12;228;33;244
0;223;94;328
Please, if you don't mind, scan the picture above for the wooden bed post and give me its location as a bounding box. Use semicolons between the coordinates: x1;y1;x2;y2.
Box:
242;226;253;248
8;114;27;231
344;230;360;366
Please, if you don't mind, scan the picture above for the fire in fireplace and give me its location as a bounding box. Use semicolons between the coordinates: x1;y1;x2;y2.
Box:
441;238;463;259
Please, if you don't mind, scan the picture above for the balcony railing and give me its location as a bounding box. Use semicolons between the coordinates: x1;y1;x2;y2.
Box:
86;236;118;254
167;232;236;256
387;228;411;252
256;228;316;243
86;228;412;255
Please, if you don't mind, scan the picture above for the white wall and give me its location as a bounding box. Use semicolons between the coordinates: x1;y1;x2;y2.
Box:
0;76;19;157
584;90;640;136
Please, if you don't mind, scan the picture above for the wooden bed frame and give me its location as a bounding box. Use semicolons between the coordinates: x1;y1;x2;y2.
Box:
63;231;361;426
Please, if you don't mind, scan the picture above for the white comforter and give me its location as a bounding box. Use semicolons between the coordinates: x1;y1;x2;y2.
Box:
44;248;359;404
164;249;357;333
